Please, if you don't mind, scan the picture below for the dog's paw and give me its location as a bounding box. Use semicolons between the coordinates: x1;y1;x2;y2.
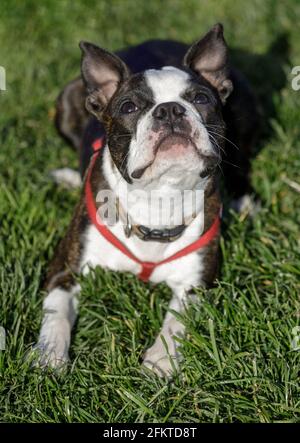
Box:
29;341;69;370
142;343;179;378
30;320;71;370
230;194;261;217
50;168;81;188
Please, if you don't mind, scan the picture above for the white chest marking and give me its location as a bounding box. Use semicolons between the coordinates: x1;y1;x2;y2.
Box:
79;146;207;289
80;220;205;290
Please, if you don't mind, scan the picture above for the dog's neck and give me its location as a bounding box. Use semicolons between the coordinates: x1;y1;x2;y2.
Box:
102;144;210;231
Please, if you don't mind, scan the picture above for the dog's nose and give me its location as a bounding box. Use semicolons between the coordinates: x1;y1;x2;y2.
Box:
152;102;186;123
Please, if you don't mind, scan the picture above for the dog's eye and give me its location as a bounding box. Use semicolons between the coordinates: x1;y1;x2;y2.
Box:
193;93;209;105
120;101;138;114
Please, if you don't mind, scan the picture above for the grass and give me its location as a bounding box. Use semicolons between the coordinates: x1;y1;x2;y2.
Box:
0;0;300;423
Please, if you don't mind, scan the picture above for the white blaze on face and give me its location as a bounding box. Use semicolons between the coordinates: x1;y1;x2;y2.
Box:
146;66;191;104
127;66;215;185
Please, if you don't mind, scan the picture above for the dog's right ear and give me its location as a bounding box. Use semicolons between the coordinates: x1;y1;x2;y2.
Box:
183;24;233;104
79;41;130;116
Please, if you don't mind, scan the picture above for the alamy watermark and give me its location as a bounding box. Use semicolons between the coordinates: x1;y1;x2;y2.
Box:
95;188;205;236
291;66;300;91
291;326;300;351
0;326;5;350
0;66;6;91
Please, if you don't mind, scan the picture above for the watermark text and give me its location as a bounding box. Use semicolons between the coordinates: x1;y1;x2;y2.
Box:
0;66;6;91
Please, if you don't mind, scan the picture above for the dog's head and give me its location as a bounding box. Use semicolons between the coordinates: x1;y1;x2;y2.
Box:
80;24;232;187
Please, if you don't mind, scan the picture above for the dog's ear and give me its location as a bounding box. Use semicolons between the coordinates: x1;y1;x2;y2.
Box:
183;23;233;104
79;41;130;116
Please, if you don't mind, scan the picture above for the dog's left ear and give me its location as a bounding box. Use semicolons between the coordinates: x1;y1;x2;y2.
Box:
79;41;130;116
183;23;233;104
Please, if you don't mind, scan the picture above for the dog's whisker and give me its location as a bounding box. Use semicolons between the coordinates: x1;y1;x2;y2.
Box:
222;159;241;169
217;163;225;177
205;123;225;130
208;132;226;156
207;130;240;151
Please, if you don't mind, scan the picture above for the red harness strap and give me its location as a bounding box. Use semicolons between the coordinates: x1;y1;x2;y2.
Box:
85;138;221;282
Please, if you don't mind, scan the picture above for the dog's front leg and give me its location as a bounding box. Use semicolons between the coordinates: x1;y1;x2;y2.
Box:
34;284;79;368
143;287;189;377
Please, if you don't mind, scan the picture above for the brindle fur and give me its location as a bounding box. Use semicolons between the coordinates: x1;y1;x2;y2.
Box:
45;149;110;291
49;30;258;291
57;42;258;197
55;77;89;151
36;26;260;375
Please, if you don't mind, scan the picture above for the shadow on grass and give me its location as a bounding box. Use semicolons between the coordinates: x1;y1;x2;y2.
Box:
231;32;290;142
221;32;290;237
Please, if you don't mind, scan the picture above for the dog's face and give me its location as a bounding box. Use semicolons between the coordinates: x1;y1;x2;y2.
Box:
80;24;233;186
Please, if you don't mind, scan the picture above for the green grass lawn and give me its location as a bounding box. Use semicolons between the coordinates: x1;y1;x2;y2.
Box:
0;0;300;423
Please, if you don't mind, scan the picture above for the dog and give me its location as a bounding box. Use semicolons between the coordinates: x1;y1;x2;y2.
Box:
35;24;259;377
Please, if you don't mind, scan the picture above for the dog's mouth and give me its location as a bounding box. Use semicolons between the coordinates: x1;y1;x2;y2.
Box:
131;132;195;179
131;132;220;180
154;132;193;153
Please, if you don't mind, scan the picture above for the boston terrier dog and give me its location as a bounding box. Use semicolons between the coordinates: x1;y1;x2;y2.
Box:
35;24;259;376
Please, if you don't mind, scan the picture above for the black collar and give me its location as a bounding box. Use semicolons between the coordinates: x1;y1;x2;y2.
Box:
130;223;187;242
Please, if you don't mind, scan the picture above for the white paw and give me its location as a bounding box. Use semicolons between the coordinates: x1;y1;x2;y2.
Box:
142;341;180;378
230;194;260;217
32;315;71;369
32;288;77;369
50;168;81;188
31;340;69;369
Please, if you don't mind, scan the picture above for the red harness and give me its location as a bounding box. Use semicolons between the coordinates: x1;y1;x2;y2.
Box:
85;137;221;282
